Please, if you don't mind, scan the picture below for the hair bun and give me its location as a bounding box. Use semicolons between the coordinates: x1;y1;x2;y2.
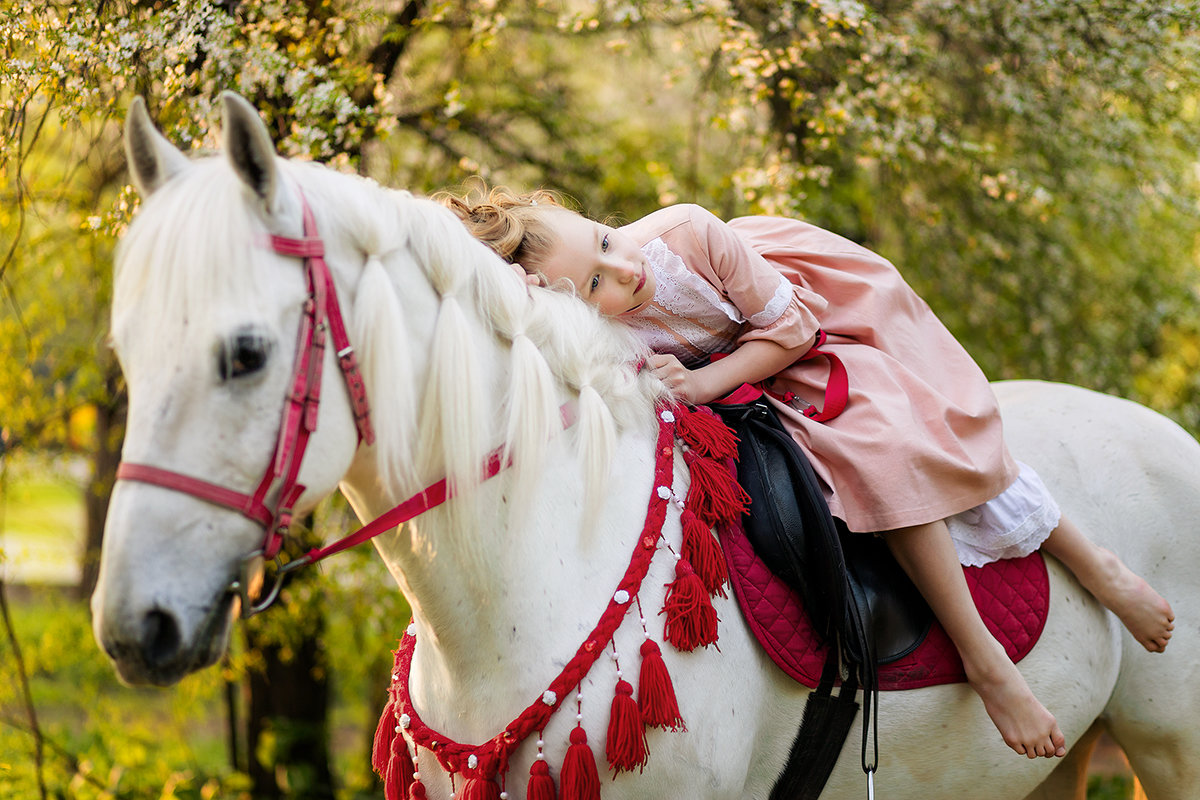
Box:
435;182;568;268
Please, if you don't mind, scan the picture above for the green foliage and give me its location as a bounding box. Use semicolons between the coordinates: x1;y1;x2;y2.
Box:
4;0;1200;796
1087;773;1136;800
2;6;121;453
0;0;728;448
0;586;250;799
706;0;1200;415
0;517;408;799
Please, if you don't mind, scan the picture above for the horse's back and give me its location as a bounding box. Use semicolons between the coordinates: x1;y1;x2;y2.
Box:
995;379;1200;570
997;380;1200;799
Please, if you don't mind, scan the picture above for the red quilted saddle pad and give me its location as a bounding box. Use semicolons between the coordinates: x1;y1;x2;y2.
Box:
719;521;1050;691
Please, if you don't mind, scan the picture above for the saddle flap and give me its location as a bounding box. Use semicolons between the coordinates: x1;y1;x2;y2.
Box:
710;398;931;664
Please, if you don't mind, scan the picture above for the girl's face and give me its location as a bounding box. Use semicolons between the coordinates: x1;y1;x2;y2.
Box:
537;209;656;317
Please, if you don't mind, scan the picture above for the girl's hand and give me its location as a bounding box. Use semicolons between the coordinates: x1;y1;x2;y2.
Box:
511;262;544;287
648;337;815;406
648;353;708;404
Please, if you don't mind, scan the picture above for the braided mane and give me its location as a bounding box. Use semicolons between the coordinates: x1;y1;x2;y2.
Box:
355;173;666;513
113;154;665;528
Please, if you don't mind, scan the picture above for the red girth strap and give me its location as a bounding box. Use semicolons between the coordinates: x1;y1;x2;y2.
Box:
713;329;849;422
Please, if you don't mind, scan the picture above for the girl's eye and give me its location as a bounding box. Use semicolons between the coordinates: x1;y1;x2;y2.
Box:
590;274;601;291
601;234;610;252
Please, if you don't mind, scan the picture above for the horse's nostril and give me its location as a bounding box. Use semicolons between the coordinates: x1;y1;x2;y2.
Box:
141;609;182;668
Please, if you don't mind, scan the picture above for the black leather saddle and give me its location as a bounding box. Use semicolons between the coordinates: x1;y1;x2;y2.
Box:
710;398;932;665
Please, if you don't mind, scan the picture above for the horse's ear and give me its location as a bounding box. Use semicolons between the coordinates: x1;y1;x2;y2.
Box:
220;91;277;208
124;97;190;198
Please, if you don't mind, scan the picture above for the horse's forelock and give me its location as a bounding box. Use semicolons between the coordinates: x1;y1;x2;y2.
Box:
112;159;287;366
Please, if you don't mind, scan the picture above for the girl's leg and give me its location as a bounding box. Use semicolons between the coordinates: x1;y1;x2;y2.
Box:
885;520;1066;759
1041;515;1174;652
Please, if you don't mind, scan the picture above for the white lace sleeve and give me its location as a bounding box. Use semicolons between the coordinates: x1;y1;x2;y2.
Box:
642;237;743;324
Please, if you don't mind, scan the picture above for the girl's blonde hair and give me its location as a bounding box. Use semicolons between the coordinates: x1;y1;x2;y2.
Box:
434;183;573;275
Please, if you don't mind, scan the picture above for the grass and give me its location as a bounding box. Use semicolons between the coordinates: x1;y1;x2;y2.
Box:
5;477;81;536
1;452;86;585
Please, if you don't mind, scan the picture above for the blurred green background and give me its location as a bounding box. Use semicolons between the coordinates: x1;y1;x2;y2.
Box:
6;1;1200;797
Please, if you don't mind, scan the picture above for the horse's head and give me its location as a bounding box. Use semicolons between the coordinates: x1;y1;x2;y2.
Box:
95;93;661;688
93;94;374;685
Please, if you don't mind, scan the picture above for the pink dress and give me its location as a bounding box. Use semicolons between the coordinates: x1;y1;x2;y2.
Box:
619;205;1022;535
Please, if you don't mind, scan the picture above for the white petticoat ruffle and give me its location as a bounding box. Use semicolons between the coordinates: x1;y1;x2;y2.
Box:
946;461;1061;568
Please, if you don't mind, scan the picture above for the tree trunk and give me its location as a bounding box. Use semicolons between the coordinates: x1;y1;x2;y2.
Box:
78;371;126;601
243;526;335;799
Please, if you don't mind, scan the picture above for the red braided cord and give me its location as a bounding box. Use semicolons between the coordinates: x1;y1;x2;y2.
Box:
392;409;679;779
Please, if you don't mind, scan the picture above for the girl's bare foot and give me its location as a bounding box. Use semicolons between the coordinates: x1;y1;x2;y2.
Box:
1043;520;1174;652
884;519;1067;758
964;640;1066;759
1082;547;1175;652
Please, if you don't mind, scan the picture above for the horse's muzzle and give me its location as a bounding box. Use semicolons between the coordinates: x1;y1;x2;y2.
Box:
98;595;235;687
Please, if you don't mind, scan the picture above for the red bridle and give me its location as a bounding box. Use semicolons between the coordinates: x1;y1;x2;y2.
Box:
115;192;376;615
116;191;578;616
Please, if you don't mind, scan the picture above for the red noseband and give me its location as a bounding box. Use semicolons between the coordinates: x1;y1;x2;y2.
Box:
115;191;374;612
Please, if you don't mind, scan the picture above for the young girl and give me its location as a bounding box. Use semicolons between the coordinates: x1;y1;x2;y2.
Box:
439;186;1175;759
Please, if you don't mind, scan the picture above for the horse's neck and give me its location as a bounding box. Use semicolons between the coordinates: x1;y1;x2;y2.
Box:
348;420;661;738
327;199;667;733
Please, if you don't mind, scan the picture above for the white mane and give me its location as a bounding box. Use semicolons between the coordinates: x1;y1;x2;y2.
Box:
112;154;666;528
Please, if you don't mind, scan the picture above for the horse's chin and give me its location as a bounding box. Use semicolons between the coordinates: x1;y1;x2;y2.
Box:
108;593;236;687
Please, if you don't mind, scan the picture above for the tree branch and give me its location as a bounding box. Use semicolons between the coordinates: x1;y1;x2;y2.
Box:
0;576;47;800
350;0;426;108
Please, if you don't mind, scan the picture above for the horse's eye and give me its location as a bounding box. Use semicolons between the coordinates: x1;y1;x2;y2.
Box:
217;332;272;381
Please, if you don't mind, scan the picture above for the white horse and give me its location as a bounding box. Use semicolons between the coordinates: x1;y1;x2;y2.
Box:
92;93;1200;800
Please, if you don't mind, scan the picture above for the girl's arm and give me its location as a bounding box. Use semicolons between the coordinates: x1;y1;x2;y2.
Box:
649;334;816;405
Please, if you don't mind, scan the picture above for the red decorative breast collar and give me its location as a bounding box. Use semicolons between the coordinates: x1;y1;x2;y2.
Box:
372;405;750;800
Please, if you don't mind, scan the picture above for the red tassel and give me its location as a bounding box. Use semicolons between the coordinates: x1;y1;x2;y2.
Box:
459;776;501;800
676;406;738;461
372;699;399;776
662;558;719;651
683;451;749;527
408;781;427;800
559;726;601;800
637;640;684;730
605;679;648;774
383;730;416;800
527;759;557;800
681;509;727;597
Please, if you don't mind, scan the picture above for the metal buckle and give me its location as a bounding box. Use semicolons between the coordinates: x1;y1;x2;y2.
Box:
229;551;312;618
